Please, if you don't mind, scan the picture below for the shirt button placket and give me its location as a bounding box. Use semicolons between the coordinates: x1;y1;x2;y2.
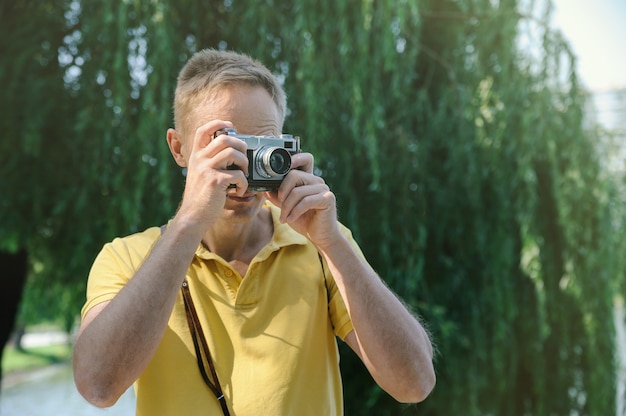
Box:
218;265;239;302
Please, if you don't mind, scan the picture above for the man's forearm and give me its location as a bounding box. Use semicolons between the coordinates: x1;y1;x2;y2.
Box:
73;217;202;407
318;234;435;402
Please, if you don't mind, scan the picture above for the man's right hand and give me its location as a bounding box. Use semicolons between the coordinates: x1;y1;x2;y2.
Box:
174;119;249;229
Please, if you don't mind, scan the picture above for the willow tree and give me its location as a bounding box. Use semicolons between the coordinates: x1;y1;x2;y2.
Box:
0;0;621;414
0;1;78;334
278;1;618;413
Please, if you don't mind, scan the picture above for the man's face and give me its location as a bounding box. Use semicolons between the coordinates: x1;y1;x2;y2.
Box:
182;84;282;222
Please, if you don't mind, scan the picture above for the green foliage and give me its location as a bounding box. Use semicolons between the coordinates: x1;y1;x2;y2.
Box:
2;344;72;375
0;0;621;414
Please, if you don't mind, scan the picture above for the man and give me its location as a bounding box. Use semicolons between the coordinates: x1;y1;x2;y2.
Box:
73;49;435;415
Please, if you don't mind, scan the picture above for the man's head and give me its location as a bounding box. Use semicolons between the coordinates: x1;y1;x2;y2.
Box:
173;49;287;138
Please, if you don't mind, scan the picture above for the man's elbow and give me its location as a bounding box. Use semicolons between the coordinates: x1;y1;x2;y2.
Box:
74;377;123;408
73;360;123;408
393;366;436;404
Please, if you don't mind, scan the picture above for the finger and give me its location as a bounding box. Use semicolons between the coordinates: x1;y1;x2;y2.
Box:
192;120;233;152
290;152;314;173
277;170;324;203
279;182;330;222
284;187;336;223
223;171;250;196
204;139;249;173
206;135;248;157
187;145;249;182
265;190;280;206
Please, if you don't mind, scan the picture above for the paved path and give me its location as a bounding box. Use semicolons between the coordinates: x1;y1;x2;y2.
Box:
0;363;135;416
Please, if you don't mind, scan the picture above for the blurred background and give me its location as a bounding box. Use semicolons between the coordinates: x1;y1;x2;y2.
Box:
1;0;625;414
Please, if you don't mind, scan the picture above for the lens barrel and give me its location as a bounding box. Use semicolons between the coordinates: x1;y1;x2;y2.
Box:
256;146;291;178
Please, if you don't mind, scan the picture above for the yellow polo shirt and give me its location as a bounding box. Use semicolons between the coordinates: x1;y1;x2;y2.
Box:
82;202;358;415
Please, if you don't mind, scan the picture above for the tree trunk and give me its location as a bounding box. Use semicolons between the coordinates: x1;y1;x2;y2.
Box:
0;249;28;389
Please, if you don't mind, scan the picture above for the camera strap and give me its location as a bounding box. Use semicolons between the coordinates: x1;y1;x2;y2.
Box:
181;280;231;416
160;225;329;416
159;224;230;415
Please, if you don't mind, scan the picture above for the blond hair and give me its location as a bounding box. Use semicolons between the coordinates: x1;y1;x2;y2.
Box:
173;49;286;136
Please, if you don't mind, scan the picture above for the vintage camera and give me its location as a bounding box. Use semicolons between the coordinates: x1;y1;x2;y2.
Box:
214;128;301;192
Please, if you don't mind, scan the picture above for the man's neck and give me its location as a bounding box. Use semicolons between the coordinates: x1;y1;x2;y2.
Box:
202;206;274;267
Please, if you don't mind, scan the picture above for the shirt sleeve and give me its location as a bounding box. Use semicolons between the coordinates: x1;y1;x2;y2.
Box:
81;228;160;318
324;223;368;340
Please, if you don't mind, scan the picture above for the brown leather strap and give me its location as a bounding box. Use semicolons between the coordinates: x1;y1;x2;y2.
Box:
181;280;231;416
159;225;229;414
163;225;329;415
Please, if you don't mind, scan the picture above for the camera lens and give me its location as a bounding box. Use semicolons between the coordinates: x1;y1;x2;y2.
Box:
256;146;291;178
269;151;289;174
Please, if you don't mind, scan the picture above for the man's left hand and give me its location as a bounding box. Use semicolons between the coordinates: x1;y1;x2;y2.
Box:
265;152;340;249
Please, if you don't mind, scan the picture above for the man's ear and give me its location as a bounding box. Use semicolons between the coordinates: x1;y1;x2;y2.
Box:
166;128;187;167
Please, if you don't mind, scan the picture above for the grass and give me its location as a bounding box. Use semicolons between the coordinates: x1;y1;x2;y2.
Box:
2;343;72;374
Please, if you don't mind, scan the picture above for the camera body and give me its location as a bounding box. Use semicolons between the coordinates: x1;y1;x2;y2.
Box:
215;128;301;192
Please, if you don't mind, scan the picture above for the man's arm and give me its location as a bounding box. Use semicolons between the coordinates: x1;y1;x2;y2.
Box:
267;171;436;403
73;119;249;407
320;235;435;403
73;217;204;407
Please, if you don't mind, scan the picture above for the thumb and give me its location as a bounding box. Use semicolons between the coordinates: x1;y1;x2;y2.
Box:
264;191;282;208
